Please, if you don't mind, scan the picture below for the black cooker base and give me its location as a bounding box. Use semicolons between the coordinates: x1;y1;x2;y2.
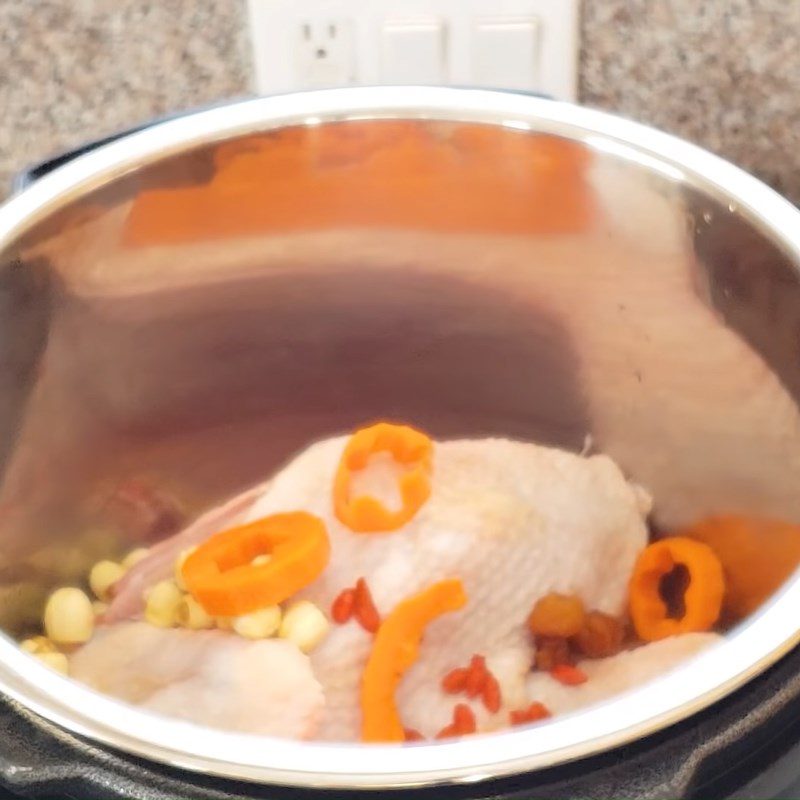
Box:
2;635;800;800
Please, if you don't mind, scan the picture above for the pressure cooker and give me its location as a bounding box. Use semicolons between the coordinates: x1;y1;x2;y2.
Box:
2;87;800;799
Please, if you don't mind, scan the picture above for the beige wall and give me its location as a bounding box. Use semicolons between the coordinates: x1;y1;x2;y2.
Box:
2;0;798;202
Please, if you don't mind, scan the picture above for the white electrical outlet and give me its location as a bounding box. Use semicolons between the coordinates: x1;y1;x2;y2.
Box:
247;0;579;100
296;18;356;88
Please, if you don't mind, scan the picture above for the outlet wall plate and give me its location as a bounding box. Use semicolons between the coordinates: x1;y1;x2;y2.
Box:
295;19;357;87
247;0;579;100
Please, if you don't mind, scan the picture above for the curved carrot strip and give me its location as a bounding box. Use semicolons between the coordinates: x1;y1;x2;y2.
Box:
361;579;467;742
334;422;433;533
181;512;330;616
629;537;724;642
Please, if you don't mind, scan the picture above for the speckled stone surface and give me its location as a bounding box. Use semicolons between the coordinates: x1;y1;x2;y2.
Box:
580;0;800;205
0;0;252;197
1;0;799;203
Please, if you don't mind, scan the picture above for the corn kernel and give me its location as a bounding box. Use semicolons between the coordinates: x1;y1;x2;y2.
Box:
122;548;149;569
174;547;196;591
35;651;69;675
232;606;282;640
89;559;125;601
20;636;56;655
144;580;183;628
43;587;94;645
177;595;215;630
279;601;330;653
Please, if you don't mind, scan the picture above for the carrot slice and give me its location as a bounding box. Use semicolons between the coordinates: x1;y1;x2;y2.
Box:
680;515;800;621
361;579;467;743
181;512;330;616
628;537;724;642
334;422;433;533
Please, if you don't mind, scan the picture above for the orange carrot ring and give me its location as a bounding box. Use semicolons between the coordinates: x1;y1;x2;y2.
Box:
181;512;330;616
361;579;467;742
334;422;433;533
680;514;800;621
629;537;724;642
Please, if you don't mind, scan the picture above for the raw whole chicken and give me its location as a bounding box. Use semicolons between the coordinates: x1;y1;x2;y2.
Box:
95;433;656;740
70;622;323;738
246;436;649;740
525;632;720;715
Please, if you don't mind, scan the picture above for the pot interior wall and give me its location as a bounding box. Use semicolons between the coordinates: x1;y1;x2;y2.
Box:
1;117;799;637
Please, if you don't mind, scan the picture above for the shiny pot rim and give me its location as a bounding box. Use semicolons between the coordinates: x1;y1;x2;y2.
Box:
2;86;800;790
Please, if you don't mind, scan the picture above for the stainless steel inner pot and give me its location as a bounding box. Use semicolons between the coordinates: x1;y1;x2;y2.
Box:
2;86;800;790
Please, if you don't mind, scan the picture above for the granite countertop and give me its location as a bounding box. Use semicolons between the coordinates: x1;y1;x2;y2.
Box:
580;0;800;206
0;0;252;199
1;0;799;203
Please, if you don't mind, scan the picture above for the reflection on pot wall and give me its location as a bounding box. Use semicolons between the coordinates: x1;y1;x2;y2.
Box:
3;116;800;639
1;0;799;203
